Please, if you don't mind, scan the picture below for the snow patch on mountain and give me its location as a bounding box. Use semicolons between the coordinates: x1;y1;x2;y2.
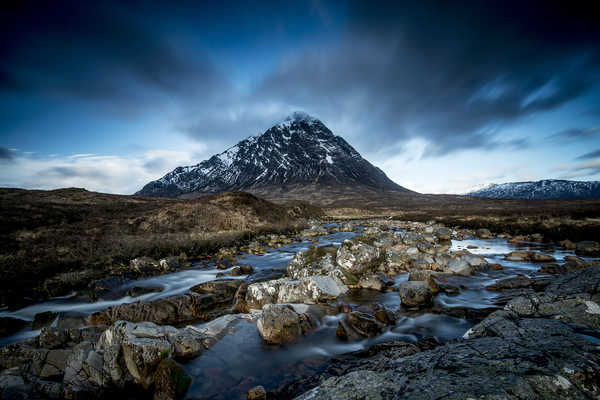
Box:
137;112;408;197
466;179;600;199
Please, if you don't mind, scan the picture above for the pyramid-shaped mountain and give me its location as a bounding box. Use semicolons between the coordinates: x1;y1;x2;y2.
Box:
136;112;411;198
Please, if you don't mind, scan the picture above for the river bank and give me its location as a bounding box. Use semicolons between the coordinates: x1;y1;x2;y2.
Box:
1;218;599;399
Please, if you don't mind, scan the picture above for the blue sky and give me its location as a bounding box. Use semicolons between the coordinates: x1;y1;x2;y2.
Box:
1;0;599;194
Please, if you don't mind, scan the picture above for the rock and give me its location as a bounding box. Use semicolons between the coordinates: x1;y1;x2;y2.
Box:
530;252;556;262
434;227;452;241
398;281;433;308
576;240;600;255
538;263;563;274
130;257;163;276
294;312;600;400
278;276;348;304
559;239;576;250
490;263;503;270
409;270;442;292
247;385;267;400
504;267;600;330
88;276;131;301
0;317;28;337
230;264;254;276
357;274;386;291
191;279;243;303
159;255;190;271
504;250;555;262
346;312;384;337
153;359;191;400
246;276;347;309
485;275;550;291
233;282;250;313
287;246;351;285
126;286;163;298
476;228;492;238
336;240;381;275
444;257;471;276
89;291;230;326
256;304;314;345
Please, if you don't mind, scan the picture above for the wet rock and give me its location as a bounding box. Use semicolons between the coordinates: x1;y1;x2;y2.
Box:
538;263;563;274
346;312;385;337
357;274;386;291
409;270;443;292
559;239;576;250
490;263;503;270
336;240;381;275
485;275;550;291
153;359;191;400
230;264;254;276
504;251;556;262
257;304;314;345
339;223;355;232
0;317;28;337
88;276;132;301
191;279;243;303
398;281;433;307
476;228;492;238
89;291;230;326
575;240;600;255
247;385;267;400
126;286;163;298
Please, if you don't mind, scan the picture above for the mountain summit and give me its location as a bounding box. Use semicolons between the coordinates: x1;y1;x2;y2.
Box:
466;179;600;199
137;112;410;198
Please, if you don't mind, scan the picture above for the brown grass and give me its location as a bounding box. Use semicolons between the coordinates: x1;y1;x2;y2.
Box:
0;188;321;307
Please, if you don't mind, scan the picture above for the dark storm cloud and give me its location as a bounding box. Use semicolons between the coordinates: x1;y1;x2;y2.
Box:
0;147;14;160
46;166;108;180
255;0;600;155
0;1;228;111
576;149;600;160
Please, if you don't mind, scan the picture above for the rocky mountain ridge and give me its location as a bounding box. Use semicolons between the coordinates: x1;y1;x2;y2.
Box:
466;179;600;199
137;112;410;198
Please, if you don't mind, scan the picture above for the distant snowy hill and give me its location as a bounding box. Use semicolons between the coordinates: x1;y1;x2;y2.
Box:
137;112;410;197
466;179;600;199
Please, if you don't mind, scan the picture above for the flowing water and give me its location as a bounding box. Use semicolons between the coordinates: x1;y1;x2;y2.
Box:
1;228;597;399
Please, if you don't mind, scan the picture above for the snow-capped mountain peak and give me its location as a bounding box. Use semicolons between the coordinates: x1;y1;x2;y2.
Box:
466;179;600;199
136;112;409;197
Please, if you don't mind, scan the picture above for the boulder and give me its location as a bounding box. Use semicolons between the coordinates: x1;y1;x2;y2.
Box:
485;275;550;292
336;240;381;275
278;276;348;304
559;239;576;250
88;276;132;301
287;246;351;285
256;304;314;344
398;281;433;307
159;256;190;271
246;276;347;309
89;291;229;326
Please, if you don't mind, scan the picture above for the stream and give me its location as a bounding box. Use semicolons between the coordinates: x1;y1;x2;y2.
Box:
1;226;597;399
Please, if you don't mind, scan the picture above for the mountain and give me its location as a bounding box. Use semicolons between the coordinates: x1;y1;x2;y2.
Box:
466;179;600;199
137;112;411;199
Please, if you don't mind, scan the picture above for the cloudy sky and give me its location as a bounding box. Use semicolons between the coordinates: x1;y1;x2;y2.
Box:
1;0;599;194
